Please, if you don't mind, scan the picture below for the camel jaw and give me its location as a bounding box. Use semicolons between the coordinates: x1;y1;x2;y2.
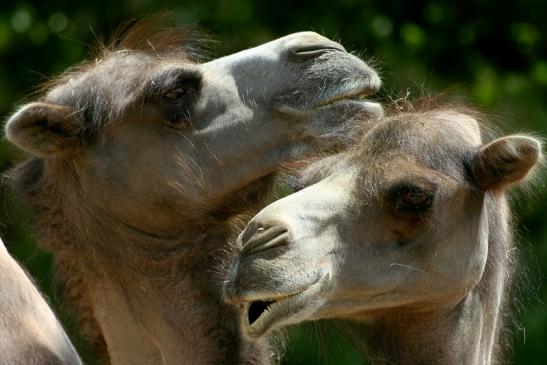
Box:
240;272;331;338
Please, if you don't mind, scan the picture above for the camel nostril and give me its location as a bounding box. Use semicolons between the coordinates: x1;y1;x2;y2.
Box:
239;224;266;248
288;43;346;63
239;225;289;256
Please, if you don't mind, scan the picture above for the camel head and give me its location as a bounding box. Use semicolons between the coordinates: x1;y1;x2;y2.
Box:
4;20;381;235
224;108;542;338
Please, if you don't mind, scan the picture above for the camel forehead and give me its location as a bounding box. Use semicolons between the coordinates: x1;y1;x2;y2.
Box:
45;53;160;105
363;110;482;154
42;52;195;138
352;110;484;183
415;110;482;146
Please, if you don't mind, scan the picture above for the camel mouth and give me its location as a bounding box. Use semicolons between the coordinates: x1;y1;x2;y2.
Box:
310;84;383;119
241;272;330;338
275;78;382;117
313;88;377;108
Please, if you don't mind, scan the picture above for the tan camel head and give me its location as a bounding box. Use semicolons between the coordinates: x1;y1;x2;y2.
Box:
4;20;381;235
224;107;542;338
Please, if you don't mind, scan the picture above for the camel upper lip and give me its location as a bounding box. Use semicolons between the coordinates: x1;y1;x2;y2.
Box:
240;272;330;338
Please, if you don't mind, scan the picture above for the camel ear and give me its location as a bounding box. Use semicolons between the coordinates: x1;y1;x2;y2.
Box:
5;102;83;157
472;135;542;191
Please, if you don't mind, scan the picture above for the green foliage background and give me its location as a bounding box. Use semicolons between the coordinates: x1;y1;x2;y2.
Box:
0;0;545;363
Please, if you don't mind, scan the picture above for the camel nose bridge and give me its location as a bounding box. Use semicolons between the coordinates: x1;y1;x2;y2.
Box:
250;177;349;241
201;31;352;93
237;176;348;258
283;31;347;63
207;31;345;65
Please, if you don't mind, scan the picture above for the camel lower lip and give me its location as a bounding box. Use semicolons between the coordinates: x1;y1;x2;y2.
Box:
241;273;330;338
314;99;383;120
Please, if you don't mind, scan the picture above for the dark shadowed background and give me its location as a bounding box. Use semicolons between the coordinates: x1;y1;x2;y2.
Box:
0;0;545;364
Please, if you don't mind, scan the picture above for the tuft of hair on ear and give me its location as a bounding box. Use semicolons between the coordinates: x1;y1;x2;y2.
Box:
5;102;84;157
472;134;543;193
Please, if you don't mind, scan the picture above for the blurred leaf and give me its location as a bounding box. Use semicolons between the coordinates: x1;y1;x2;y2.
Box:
400;23;426;49
458;24;477;45
0;21;12;50
371;15;393;39
503;73;529;96
424;3;445;24
532;62;547;85
11;8;33;34
473;66;499;105
48;12;68;33
28;22;49;45
511;23;539;53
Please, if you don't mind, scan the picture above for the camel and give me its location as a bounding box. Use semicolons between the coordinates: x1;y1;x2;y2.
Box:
0;238;82;365
224;104;542;364
3;17;382;364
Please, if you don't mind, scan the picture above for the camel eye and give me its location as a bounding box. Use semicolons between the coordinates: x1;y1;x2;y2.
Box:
399;188;433;211
387;182;435;215
163;87;187;101
386;180;437;220
403;190;430;206
161;86;196;129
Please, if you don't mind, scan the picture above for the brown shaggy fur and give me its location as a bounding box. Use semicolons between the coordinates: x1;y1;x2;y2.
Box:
6;17;215;362
4;16;382;361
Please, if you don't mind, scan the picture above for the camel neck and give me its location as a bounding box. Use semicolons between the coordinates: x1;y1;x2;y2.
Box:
359;293;490;364
15;159;271;363
79;220;271;365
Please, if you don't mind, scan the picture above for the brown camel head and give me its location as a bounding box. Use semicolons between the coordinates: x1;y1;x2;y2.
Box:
4;20;381;236
224;107;542;338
